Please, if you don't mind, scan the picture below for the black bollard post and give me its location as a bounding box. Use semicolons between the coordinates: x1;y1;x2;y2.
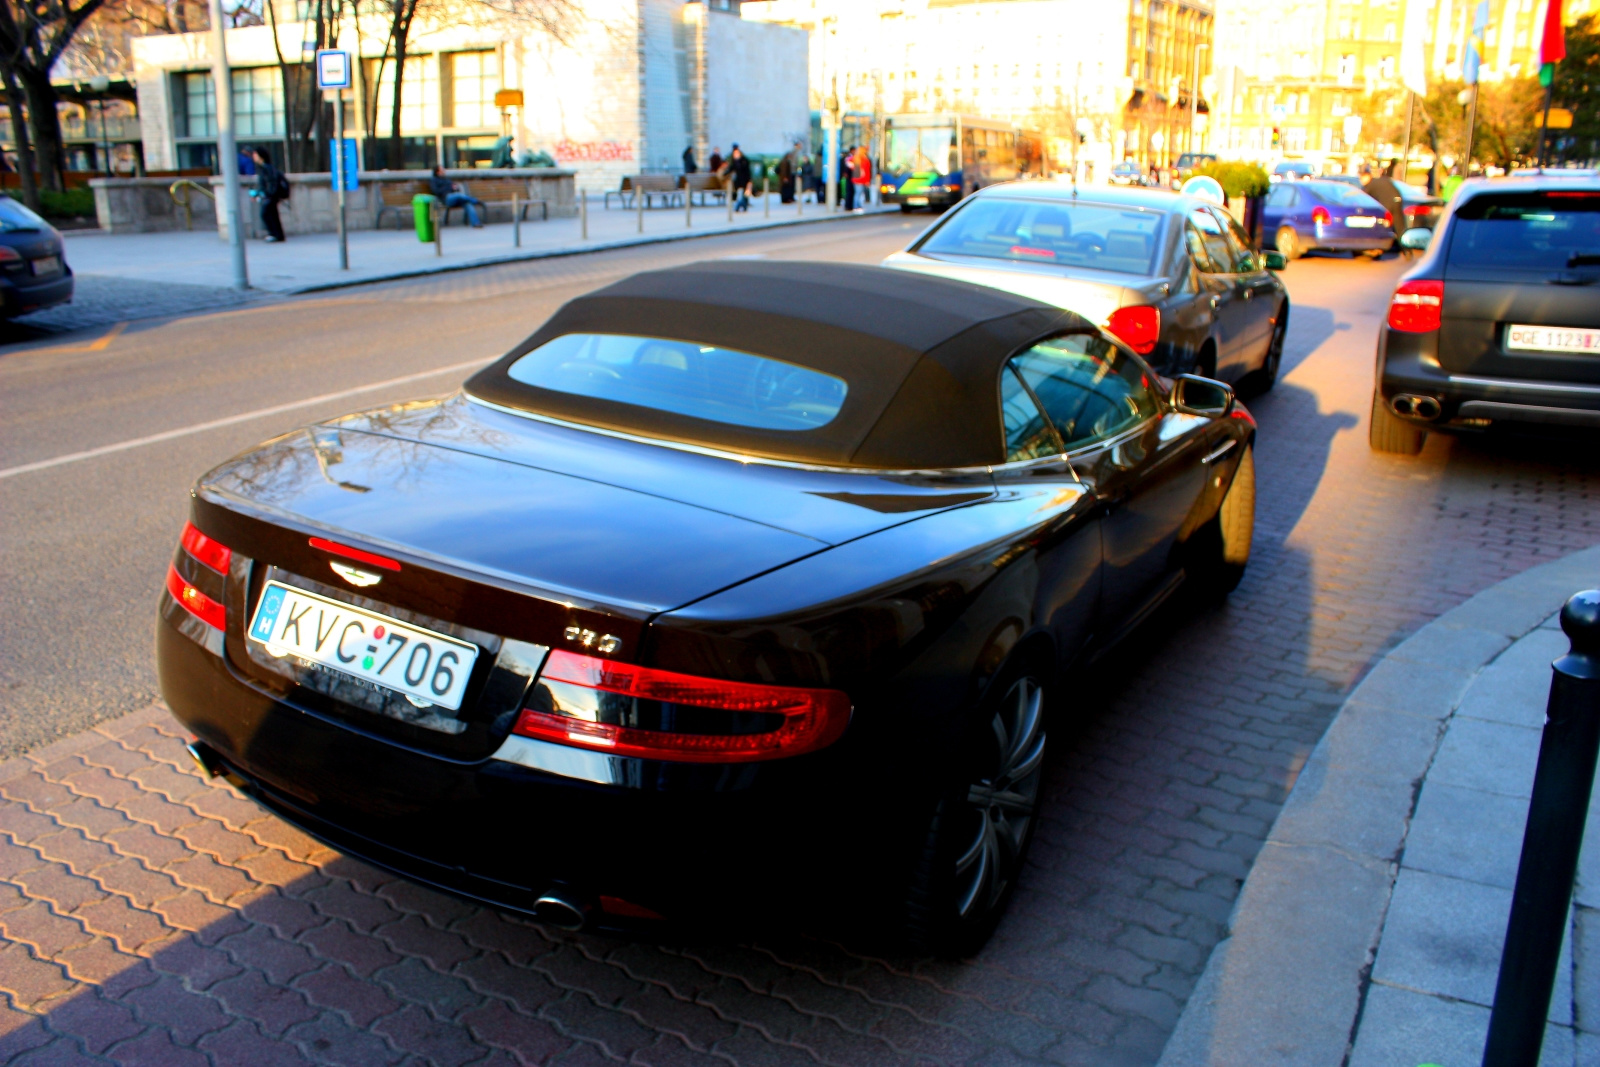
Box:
1482;590;1600;1067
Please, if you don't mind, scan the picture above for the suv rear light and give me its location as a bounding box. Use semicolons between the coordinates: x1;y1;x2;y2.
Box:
1105;305;1160;355
1312;205;1332;225
1388;279;1444;332
512;649;851;763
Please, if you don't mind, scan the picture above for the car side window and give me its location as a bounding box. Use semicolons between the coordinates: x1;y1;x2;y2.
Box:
1000;366;1065;461
1189;209;1234;274
1265;184;1296;208
1009;333;1159;450
1185;222;1221;274
1213;210;1262;272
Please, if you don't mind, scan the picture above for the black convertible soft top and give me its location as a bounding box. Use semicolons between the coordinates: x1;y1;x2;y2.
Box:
465;260;1093;469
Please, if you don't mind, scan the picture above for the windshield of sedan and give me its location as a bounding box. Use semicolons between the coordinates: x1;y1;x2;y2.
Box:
917;198;1166;275
885;126;956;176
0;197;45;232
506;333;849;432
1447;191;1600;273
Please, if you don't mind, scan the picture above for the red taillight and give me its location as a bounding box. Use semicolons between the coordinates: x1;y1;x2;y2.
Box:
166;565;225;630
308;536;401;572
1105;306;1161;355
1387;279;1444;333
0;246;21;263
1382;210;1394;227
1403;205;1425;217
180;521;231;574
1312;205;1332;225
512;649;851;763
1008;245;1056;259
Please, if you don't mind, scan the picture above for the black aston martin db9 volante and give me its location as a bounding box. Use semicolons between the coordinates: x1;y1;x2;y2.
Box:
159;261;1256;954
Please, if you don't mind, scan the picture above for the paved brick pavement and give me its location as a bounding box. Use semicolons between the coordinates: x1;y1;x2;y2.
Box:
4;254;1600;1065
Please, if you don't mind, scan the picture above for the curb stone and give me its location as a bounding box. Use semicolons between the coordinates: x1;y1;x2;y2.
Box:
1156;543;1600;1067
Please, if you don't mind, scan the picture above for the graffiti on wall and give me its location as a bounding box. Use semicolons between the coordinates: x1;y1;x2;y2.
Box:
553;140;635;162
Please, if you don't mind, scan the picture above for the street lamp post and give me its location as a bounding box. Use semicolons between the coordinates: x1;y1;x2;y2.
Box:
207;0;249;290
88;74;111;176
1190;42;1209;156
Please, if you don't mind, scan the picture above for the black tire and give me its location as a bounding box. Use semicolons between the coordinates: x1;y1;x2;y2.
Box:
1276;226;1302;261
1368;390;1426;455
1188;443;1255;597
903;659;1048;957
1242;308;1287;395
1363;249;1385;260
900;203;914;213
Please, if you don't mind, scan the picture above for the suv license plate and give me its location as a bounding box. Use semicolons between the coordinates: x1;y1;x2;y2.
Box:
247;581;478;710
1345;216;1376;228
1506;324;1600;355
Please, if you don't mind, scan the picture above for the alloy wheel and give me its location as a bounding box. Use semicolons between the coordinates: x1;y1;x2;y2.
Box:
954;677;1046;919
1276;226;1300;260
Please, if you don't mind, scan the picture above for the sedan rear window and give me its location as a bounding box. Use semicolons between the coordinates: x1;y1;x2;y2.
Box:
917;198;1166;276
1447;191;1600;272
1300;182;1383;207
506;333;848;432
0;197;45;232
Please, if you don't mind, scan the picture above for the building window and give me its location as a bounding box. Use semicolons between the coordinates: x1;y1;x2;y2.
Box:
374;54;441;133
1337;53;1356;85
450;50;499;128
1379;55;1395;79
180;67;283;139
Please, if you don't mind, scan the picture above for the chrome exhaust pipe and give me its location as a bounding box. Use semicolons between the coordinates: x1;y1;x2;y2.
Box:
1390;394;1442;421
532;893;589;931
1391;395;1416;416
186;740;224;778
1413;396;1441;420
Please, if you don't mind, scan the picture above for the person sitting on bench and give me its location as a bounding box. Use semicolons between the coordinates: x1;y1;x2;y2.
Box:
429;166;485;228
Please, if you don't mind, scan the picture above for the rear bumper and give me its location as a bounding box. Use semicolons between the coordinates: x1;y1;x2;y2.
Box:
1310;226;1393;252
157;609;900;927
0;270;72;317
1377;329;1600;431
884;188;960;208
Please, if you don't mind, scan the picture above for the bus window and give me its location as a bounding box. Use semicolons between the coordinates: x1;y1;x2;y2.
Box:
885;125;956;176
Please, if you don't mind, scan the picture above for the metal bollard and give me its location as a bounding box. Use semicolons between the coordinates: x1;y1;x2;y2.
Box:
581;190;588;240
432;203;442;257
726;180;733;222
513;193;521;248
1482;590;1600;1067
685;184;692;228
636;186;644;234
798;181;804;216
764;173;770;218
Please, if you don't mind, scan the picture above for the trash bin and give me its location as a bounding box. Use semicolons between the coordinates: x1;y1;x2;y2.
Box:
412;194;437;242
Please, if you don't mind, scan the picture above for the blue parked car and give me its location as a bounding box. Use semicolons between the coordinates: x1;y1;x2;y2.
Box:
1261;179;1395;260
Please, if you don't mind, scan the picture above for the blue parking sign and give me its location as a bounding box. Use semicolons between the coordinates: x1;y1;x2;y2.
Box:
331;137;358;191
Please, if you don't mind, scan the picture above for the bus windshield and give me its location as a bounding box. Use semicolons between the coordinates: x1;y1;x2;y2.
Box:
886;126;956;175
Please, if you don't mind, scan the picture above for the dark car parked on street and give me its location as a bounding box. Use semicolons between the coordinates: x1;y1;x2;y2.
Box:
1371;174;1600;453
158;261;1257;955
0;197;72;318
883;183;1291;390
1262;179;1395;259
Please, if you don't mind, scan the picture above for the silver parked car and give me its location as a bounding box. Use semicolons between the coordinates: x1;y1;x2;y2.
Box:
882;182;1290;389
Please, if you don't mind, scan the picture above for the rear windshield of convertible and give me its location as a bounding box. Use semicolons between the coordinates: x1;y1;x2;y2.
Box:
506;333;849;432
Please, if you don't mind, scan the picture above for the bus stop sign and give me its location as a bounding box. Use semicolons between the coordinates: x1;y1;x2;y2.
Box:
316;50;352;91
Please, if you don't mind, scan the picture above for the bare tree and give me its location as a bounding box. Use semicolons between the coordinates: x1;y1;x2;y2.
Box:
0;0;109;194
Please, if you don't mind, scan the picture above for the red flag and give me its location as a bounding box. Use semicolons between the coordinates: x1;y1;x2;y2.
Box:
1541;0;1566;66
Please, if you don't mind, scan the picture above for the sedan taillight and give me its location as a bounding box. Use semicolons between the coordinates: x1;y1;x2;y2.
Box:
167;522;232;632
1382;210;1394;227
513;649;851;763
1106;305;1161;355
1388;279;1444;333
1312;205;1332;225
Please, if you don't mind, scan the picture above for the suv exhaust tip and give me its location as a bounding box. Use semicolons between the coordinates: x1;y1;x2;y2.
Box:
1391;394;1442;421
533;893;589;931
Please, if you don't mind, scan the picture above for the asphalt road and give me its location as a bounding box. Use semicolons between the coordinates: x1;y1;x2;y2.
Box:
0;214;923;758
5;217;1600;1065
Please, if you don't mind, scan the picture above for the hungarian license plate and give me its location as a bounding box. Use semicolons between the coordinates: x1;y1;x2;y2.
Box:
31;255;59;275
1344;215;1377;228
1506;324;1600;355
906;196;929;206
247;581;478;710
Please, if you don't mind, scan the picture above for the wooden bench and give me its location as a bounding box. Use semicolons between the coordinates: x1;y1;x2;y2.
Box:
680;172;727;206
373;180;431;229
603;174;680;209
441;177;549;226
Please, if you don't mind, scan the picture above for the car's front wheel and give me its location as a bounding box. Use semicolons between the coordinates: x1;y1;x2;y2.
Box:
1276;226;1302;261
903;661;1048;957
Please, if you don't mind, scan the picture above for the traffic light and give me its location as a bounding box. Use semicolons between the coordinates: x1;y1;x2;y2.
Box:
1271;126;1281;148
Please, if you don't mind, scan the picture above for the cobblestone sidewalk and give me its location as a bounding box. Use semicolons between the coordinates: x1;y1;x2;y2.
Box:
8;275;270;338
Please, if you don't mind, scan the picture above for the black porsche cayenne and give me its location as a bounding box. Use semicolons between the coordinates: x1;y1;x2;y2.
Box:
159;261;1256;953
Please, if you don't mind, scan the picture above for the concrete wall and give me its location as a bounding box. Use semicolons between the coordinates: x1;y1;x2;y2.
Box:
639;0;694;173
704;10;808;157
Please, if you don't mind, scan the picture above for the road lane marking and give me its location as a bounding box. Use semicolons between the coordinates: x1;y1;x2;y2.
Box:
0;357;488;482
16;320;128;354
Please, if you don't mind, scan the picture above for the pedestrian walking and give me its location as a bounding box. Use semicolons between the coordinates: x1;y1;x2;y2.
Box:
250;147;288;243
1364;161;1407;238
682;144;698;174
429;165;485;228
849;145;872;213
777;141;800;204
237;148;257;176
727;145;753;212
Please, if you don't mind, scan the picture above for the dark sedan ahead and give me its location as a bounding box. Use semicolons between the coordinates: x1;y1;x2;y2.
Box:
0;196;72;318
1371;175;1600;453
159;261;1257;955
1263;179;1394;259
883;183;1290;391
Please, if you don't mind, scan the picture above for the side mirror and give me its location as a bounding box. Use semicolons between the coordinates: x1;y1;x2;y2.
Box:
1262;250;1288;271
1172;373;1235;417
1399;227;1433;250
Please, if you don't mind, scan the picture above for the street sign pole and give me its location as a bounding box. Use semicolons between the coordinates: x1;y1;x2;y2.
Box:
334;89;348;270
207;0;248;290
317;51;354;271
